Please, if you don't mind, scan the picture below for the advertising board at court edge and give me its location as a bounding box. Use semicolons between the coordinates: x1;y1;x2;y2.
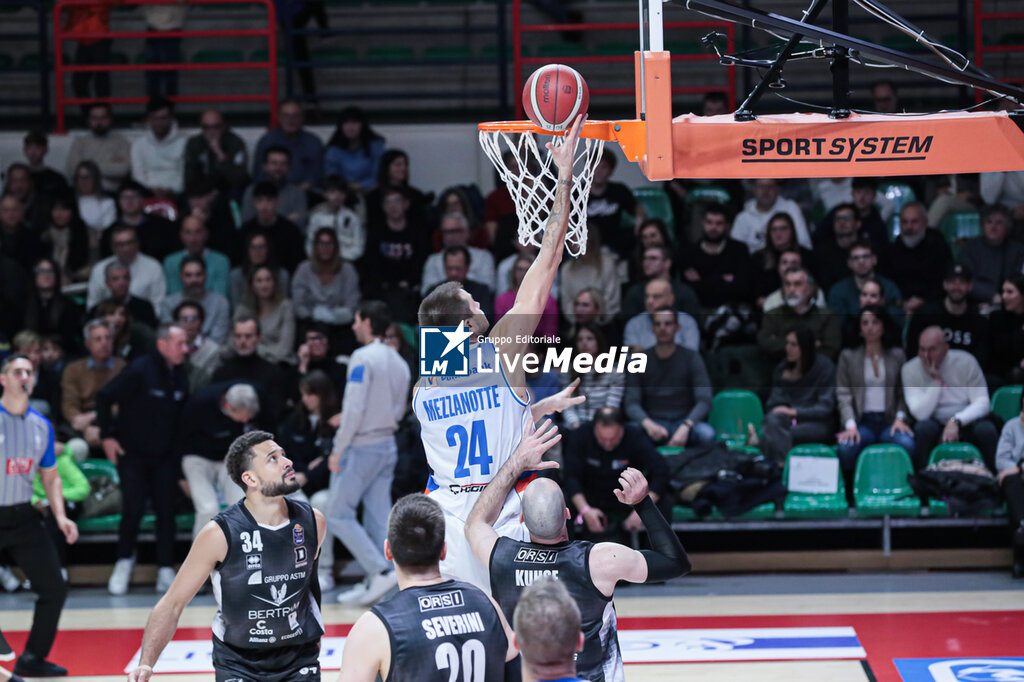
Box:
418;322;647;379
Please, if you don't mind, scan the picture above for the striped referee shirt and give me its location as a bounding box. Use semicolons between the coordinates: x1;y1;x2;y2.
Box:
0;403;56;506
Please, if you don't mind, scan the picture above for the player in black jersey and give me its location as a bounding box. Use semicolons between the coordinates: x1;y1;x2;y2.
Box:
466;420;691;682
337;491;535;681
127;431;327;682
514;577;586;682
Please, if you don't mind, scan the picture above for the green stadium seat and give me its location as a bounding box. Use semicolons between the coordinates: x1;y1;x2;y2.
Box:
480;43;522;61
595;41;638;56
991;385;1022;423
939;211;981;258
685;185;731;205
365;46;416;62
664;40;703;55
18;53;43;69
672;505;698;522
853;444;920;517
877;182;916;212
535;43;588;58
78;460;120;533
658;446;685;457
192;49;245;64
423;45;473;61
632;187;675;240
309;46;357;64
882;35;923;52
133;52;148;64
928;442;984;467
709;390;763;447
109;51;129;64
998;32;1024;46
783;444;848;518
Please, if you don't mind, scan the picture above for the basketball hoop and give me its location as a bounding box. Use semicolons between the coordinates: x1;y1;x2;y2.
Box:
478;121;606;257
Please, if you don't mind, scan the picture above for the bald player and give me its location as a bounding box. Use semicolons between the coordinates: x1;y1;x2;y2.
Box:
513;577;585;682
466;426;691;682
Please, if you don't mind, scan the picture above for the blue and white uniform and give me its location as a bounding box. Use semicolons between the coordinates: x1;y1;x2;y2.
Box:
0;404;56;506
412;341;533;591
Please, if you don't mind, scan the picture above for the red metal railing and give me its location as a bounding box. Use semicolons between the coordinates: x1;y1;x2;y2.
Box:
973;0;1024;104
511;0;735;118
53;0;278;132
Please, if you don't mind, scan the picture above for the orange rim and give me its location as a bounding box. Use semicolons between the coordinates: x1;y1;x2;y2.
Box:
478;119;621;141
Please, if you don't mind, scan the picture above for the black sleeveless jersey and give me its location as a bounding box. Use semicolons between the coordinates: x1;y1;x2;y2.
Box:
212;498;324;650
370;580;508;682
489;537;623;682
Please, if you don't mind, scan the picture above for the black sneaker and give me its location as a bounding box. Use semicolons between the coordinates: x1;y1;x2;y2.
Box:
13;653;67;677
0;631;13;661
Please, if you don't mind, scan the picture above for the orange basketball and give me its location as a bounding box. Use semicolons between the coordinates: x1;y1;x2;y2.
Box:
522;64;589;133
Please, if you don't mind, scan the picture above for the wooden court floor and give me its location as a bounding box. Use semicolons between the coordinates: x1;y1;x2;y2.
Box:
2;573;1023;682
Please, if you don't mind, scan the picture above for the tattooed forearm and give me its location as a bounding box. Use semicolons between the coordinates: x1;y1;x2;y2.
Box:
541;179;570;249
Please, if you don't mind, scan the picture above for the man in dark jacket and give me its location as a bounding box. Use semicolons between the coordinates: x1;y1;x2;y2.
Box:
96;323;189;595
881;202;952;315
211;316;292;420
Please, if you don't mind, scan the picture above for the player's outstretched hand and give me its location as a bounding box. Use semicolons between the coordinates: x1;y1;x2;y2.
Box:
613;467;649;507
536;378;586;417
546;113;586;171
512;419;561;472
128;665;153;682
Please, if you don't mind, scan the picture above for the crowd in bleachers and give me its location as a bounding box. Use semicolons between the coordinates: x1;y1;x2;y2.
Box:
1;87;1024;586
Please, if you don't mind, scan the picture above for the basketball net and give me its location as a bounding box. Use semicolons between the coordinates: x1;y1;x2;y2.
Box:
479;128;604;257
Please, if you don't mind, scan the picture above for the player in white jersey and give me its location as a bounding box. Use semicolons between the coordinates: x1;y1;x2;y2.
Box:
413;115;586;590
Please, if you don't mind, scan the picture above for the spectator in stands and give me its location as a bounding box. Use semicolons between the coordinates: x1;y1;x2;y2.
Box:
276;369;338;589
902;326;998;471
870;79;900;113
72;160;117;258
184;177;238;260
625;308;714;448
762;249;824;313
563;407;671;538
306;175;365;262
22;131;69;199
429;246;494;323
87;260;158;329
761;328;836;465
66;103;131;192
0;194;45;265
827;240;903;322
623;279;699;352
881;202;952;315
494;254;558;340
432;186;484;248
23;257;83;352
292;227;361;352
979;171;1024;228
173;300;220;391
64;0;115;100
960;204;1024;308
159;256;231;344
325;106;386;194
732;179;812;252
848;177;889;245
495;239;554;300
236;265;296;365
678;203;754;310
40;194;90;283
239;181;306;273
229;230;291;309
586;153;644;255
104;180;178;262
420;212;495;294
622;245;698;320
559;228;622;319
254;100;324;192
906;264;991;369
178;382;270;537
564;287;620;347
13;331;60;418
758;267;841;362
812;203;864;292
927;174;981;230
0;250;29;340
296;323;347;392
87;224;165;310
810;178;853;215
990;275;1024;386
95;299;155;363
184;110;249;200
752;212;815;304
835;305;913;480
163;214;230;298
130;97;185;197
365;149;427;228
995;389;1024;578
626;217;672;281
3;163;48;230
560;324;624;431
363;186;428;323
212;315;291;420
242;146;308;227
141;0;185;98
482;152;518;250
838;276;889;349
61;319;125;454
97;323;190;595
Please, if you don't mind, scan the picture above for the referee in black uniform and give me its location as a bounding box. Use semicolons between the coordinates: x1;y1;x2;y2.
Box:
0;354;78;679
127;431;326;682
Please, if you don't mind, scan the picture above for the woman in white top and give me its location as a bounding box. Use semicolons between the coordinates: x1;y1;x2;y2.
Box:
236;264;297;365
835;304;915;480
72;160;116;264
